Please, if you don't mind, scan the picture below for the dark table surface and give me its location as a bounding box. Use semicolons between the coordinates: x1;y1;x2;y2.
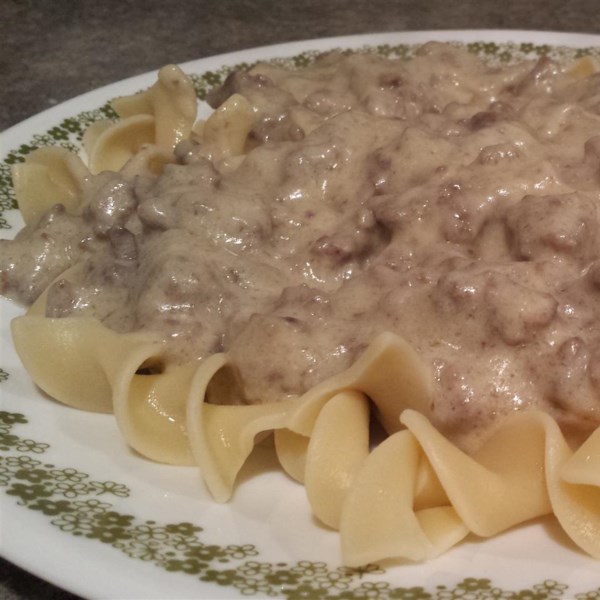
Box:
1;0;599;598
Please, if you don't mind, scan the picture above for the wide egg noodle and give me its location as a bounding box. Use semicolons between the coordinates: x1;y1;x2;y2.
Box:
343;409;600;563
119;144;175;178
85;64;197;174
113;360;199;466
200;93;255;160
339;428;469;566
26;267;198;467
11;313;196;465
11;147;89;225
304;390;371;529
400;409;554;537
273;428;309;483
337;410;565;566
545;424;600;559
84;114;157;174
113;64;197;150
562;427;600;486
186;332;434;503
185;354;314;503
10;315;161;413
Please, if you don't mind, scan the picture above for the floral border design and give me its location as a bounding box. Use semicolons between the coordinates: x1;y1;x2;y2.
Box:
1;408;599;599
2;40;600;598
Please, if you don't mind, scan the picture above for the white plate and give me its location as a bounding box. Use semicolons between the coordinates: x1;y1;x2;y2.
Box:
2;30;600;600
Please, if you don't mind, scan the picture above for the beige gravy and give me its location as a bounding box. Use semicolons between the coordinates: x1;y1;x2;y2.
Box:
3;43;600;448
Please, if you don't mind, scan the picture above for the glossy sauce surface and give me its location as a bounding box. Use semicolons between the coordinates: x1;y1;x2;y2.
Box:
3;43;600;447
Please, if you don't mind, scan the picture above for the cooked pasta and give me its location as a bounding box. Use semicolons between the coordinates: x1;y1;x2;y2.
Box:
2;44;600;565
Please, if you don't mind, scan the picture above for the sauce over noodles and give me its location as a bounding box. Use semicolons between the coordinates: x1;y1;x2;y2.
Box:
3;42;600;450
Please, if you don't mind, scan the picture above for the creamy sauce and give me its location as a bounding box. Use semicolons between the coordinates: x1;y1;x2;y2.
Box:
4;42;600;448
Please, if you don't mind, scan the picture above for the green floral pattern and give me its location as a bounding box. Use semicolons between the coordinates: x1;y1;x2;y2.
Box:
2;40;600;598
0;407;599;599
